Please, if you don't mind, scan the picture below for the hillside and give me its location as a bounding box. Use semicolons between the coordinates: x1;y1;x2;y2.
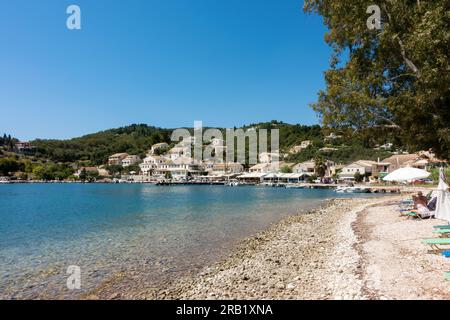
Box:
27;121;397;165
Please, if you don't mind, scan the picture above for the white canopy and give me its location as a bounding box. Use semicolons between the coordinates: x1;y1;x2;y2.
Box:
435;167;450;222
238;172;267;179
383;167;430;182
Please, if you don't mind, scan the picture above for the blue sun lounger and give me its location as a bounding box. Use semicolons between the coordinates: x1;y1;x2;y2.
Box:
443;251;450;258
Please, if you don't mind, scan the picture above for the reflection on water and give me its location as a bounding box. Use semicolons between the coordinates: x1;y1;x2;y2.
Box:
0;184;379;299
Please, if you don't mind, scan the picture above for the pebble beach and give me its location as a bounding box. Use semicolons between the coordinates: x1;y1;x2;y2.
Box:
89;195;449;300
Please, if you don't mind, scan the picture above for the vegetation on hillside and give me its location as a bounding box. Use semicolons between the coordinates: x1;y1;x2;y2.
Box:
32;124;172;165
26;121;406;166
0;134;18;151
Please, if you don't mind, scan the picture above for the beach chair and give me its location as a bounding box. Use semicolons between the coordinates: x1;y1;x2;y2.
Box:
422;238;450;252
434;225;450;229
405;212;422;219
433;229;450;237
404;211;435;220
445;272;450;281
442;251;450;258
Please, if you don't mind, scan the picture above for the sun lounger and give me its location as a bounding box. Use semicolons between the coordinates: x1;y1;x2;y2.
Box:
433;229;450;236
445;272;450;281
422;238;450;252
442;251;450;258
434;225;450;229
406;212;421;219
433;229;450;238
405;209;435;220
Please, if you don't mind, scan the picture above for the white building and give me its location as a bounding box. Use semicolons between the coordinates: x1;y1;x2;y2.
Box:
167;146;189;161
338;160;390;181
155;156;202;179
324;133;342;140
289;141;312;154
293;160;316;174
300;140;312;149
212;162;244;175
150;142;169;154
210;138;226;155
139;156;166;175
259;152;280;163
249;161;283;174
122;155;141;167
108;153;128;166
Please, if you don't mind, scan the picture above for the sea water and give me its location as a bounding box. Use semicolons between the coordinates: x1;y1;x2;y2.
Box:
0;184;379;299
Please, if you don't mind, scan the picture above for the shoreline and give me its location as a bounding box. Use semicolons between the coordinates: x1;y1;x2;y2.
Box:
87;194;449;300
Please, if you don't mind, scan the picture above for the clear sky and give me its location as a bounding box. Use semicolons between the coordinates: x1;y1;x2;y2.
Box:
0;0;333;140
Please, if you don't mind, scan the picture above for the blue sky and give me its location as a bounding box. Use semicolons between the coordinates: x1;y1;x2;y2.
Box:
0;0;333;140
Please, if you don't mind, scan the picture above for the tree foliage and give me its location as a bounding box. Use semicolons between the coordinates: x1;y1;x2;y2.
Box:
304;0;450;159
0;134;18;150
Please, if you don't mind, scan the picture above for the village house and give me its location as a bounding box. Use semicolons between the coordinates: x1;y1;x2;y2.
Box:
249;161;284;174
108;153;128;166
338;160;390;181
324;132;342;140
167;146;189;161
210;138;226;155
292;159;336;178
382;154;422;172
139;155;166;175
259;152;280;163
74;166;99;177
201;160;216;174
178;136;196;147
289;145;303;154
289;140;312;154
319;147;338;153
14;141;36;155
150;142;169;154
97;167;110;177
121;155;141;167
212;162;244;175
292;160;316;174
155;156;202;179
300;140;312;149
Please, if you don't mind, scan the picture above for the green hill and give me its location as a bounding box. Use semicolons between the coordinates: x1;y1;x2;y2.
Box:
28;121;397;165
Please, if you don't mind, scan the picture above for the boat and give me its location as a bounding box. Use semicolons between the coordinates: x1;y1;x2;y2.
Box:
335;186;370;193
285;184;305;189
0;177;11;184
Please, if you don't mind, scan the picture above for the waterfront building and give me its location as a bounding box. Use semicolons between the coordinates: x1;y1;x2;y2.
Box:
108;153;128;166
122;155;141;167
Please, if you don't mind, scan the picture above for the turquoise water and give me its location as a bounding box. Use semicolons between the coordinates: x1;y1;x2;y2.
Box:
0;184;378;299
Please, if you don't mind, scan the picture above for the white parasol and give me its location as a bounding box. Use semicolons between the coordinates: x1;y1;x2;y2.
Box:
383;167;430;182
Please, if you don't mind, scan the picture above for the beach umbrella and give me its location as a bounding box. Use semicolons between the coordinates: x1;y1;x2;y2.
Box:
382;167;430;182
435;167;450;222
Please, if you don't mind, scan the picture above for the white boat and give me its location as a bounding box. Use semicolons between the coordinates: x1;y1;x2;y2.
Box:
0;177;11;184
336;186;370;193
285;184;305;189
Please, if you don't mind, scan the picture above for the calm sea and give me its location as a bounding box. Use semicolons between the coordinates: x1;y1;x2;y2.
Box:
0;184;378;299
